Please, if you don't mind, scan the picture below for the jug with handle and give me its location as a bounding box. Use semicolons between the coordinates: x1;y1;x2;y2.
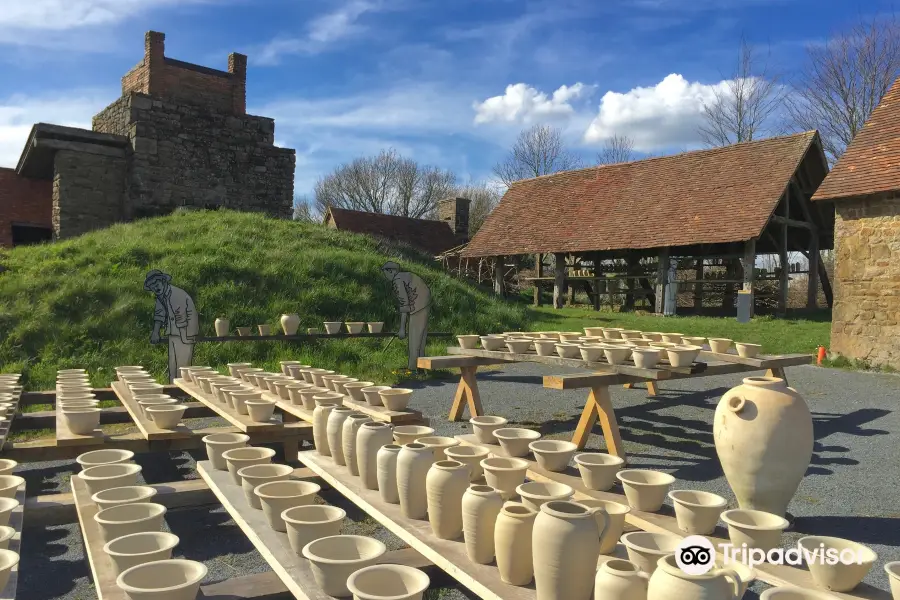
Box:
648;554;741;600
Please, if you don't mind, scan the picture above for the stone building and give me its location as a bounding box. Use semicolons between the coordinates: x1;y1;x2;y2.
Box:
812;76;900;369
0;31;295;247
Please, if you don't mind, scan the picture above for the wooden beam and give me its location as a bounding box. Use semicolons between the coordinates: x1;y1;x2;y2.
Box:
553;252;566;309
693;259;703;310
13;403;212;430
591;252;601;311
778;189;789;316
20;385;186;406
807;232;820;309
770;214;814;230
533;253;542;306
741;238;756;318
417;356;510;370
624;253;637;311
655;247;669;314
493;255;505;297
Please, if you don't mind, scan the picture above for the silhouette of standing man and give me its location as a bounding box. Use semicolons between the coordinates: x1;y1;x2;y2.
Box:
144;270;199;383
381;261;431;371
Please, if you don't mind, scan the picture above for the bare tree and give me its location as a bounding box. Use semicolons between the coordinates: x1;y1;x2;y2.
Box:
314;149;457;219
699;35;786;147
596;134;635;165
493;124;583;186
292;195;316;222
788;14;900;164
455;182;502;235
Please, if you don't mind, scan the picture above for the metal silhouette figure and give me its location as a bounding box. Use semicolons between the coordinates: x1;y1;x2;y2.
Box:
381;261;431;371
144;270;199;383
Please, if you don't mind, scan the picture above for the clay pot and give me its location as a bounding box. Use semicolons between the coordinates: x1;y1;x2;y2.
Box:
94;502;167;544
255;324;271;336
202;433;249;470
311;369;335;387
214;317;230;337
222;446;276;485
302;535;387;597
367;322;384;333
628;347;659;369
709;338;733;353
254;480;321;531
595;559;650;600
377;445;402;503
297;387;328;410
619;531;682;575
285;383;312;404
480;335;506;351
461;484;503;564
721;509;788;551
227;363;253;378
493;428;541;457
759;588;839;600
648;554;742;600
616;469;675;511
517;481;575;511
445;445;490;481
379;388;414;411
347;564;430;600
0;549;16;590
326;406;355;466
280;313;300;335
115;559;207;600
392;425;434;446
231;391;262;415
533;501;603;600
0;527;13;550
219;387;248;407
397;443;433;519
715;376;813;517
669;490;728;535
730;561;757;598
659;332;682;344
735;342;762;358
146;404;187;429
414;436;458;461
357;422;394;489
555;343;581;358
312;402;339;456
579;345;606;362
469;415;507;443
604;346;632;365
323;321;343;334
138;398;178;414
505;338;532;354
494;501;538;585
239;367;264;383
286;364;311;378
79;464;141;496
103;531;179;576
343;381;374;402
458;335;480;349
361;385;391;406
797;536;876;592
578;499;631;554
425;460;469;539
345;321;365;334
667;345;702;367
92;486;158;510
62;407;101;435
480;457;529;499
558;331;582;341
884;562;900;600
322;374;347;392
343;414;373;475
76;449;134;471
0;498;16;528
529;440;576;472
283;504;346;555
683;336;707;346
237;463;294;509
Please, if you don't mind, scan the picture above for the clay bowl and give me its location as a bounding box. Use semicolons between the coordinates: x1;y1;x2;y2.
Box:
309;369;335;387
415;436;460;461
444;445;490;481
457;335;480;349
146;405;187;429
62;407;101;434
227;363;253;378
620;330;643;340
116;559;207;600
0;459;17;476
797;536;877;592
323;321;343;334
0;498;17;527
237;463;294;509
245;399;277;423
58;368;87;375
254;480;321;532
584;326;605;337
721;509;789;552
103;531;180;576
92;485;159;510
367;322;384;333
336;377;360;396
505;338;532;354
321;374;347;392
620;531;682;574
578;499;631;554
218;386;249;406
379;388;414;411
493;428;541;457
222;447;276;485
313;392;345;408
115;366;146;376
285;382;313;404
604;346;632;365
668;490;727;535
297;387;329;410
759;587;842;600
469;415;507;443
708;338;733;353
532;339;558;356
884;562;900;599
579;345;606;362
94;502;167;544
302;535;387;597
236;327;252;336
231;391;263;415
238;367;264;383
555;343;581;359
137;398;178;414
666;345;702;367
348;564;430;600
202;433;250;470
683;336;707;346
258;324;272;336
0;549;19;591
79;464;142;496
279;361;303;376
631;348;662;369
282;504;346;555
602;328;624;340
516;481;574;511
480;457;529;499
393;425;435;446
736;342;762;358
59;401;98;411
0;526;14;550
559;332;583;342
361;385;391;407
479;335;507;351
343;381;374;403
615;469;675;512
529;440;577;472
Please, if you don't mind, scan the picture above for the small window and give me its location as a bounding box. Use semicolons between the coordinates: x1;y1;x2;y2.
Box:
11;224;52;246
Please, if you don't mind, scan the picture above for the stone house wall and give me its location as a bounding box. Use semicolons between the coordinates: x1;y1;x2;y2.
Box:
0;168;52;246
830;192;900;369
52;151;126;239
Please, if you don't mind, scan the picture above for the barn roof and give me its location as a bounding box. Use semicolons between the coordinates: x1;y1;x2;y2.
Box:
324;207;459;256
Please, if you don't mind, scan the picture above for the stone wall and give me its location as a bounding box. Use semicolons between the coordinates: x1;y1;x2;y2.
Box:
92;96;131;137
830;192;900;369
52;150;126;239
0;168;52;247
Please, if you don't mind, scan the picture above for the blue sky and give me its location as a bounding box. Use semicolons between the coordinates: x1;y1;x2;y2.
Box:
0;0;895;197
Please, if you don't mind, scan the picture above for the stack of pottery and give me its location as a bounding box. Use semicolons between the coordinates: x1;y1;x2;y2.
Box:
58;370;100;434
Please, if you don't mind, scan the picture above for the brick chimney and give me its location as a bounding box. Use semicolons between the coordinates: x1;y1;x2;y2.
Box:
438;197;471;243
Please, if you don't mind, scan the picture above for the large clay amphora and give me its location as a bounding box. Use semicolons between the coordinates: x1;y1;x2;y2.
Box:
532;500;604;600
713;376;813;518
648;554;740;600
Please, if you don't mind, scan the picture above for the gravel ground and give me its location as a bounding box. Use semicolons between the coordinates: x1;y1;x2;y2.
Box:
15;364;899;598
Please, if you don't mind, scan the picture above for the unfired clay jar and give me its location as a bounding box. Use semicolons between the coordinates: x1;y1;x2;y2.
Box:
76;449;134;471
735;342;762;358
92;486;158;510
115;559;207;600
620;531;682;575
667;345;702;367
481;457;529;499
462;485;503;564
516;482;575;512
326;407;355;466
529;440;577;472
426;460;469;539
146;404;187;428
254;480;321;532
714;377;813;518
416;436;459;461
282;504;346;555
280;313;300;335
312;402;339;456
616;469;676;512
357;422;394;490
377;444;402;503
222;447;276;485
595;559;650;600
397;443;433;519
533;501;602;600
245;399;276;423
631;348;662;369
649;554;742;600
445;445;490;481
379;388;414;411
493;428;541;457
458;335;480;349
494;502;537;585
604;346;632;365
342;414;373;476
797;536;876;592
709;338;733;353
469;415;507;443
479;335;506;351
94;502;167;544
302;535;387;597
103;531;179;576
237;463;294;509
669;490;728;535
721;509;789;552
203;433;249;470
79;464;142;496
347;564;430;600
574;452;624;491
63;407;101;435
214;317;230;337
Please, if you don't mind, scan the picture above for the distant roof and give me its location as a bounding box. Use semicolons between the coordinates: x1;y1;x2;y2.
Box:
325;207;459;256
463;131;825;257
812;76;900;202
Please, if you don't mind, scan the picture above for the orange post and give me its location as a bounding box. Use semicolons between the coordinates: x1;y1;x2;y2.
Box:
816;346;827;365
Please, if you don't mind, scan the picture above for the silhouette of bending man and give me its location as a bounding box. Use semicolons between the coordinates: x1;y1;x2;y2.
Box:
144;270;199;383
381;261;431;371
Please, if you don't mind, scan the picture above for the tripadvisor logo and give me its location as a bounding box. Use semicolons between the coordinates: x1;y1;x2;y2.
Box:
675;536;869;574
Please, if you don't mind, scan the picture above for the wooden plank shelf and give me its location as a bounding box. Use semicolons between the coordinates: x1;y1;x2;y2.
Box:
455;435;891;600
111;382;193;441
175;379;283;433
0;391;21;452
0;481;25;600
71;472;129;600
341;396;424;425
697;350;813;369
297;449;536;600
192;332;452;343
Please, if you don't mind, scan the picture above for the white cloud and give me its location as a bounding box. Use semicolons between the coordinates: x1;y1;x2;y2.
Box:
473;83;592;124
0;0;211;32
583;73;728;150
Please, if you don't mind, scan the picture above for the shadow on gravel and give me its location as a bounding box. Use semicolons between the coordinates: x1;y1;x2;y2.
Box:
166;506;259;582
135;451;194;484
17;462;78;495
19;524;85;600
477;372;546;385
792;515;900;546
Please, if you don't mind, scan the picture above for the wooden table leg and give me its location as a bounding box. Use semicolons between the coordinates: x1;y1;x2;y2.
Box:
448;366;484;421
646;381;659;397
281;411;300;462
571;386;626;460
623;383;634;389
765;367;787;385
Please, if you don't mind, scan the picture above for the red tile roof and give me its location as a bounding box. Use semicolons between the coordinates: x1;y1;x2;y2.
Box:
812;76;900;202
325;207;459;256
462;132;824;257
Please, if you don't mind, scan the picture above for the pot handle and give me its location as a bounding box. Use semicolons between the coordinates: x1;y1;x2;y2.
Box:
587;506;610;540
718;568;742;600
725;395;746;414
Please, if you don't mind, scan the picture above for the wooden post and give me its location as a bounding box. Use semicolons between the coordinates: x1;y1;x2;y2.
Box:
534;253;543;306
807;235;819;309
778;222;788;316
624;254;637;311
741;238;756;318
592;252;601;311
553;253;566;309
655;247;669;314
693;259;703;311
493;255;505;297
